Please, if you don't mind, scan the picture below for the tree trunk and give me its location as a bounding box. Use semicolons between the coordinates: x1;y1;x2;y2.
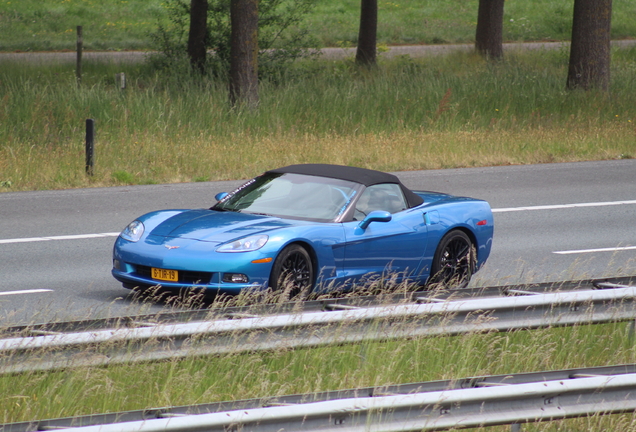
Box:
475;0;504;60
229;0;259;108
567;0;612;91
187;0;208;73
356;0;377;66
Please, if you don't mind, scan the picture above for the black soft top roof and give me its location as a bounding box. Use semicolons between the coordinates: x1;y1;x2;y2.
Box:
269;164;398;186
267;164;424;208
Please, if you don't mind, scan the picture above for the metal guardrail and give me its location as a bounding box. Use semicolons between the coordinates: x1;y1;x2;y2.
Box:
1;277;636;374
6;276;633;335
4;364;636;432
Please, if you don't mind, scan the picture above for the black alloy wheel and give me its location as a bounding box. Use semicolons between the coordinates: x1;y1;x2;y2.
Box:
269;244;314;299
429;230;475;288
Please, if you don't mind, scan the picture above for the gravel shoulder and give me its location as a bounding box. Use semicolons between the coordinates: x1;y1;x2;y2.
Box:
2;40;634;64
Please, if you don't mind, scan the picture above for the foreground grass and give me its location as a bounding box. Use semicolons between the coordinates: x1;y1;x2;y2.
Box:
2;320;636;430
1;47;635;192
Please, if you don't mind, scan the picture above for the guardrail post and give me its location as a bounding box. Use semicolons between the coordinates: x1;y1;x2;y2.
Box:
510;423;522;431
76;25;83;86
85;119;95;176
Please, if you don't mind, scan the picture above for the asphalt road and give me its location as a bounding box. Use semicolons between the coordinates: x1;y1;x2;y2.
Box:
1;160;635;326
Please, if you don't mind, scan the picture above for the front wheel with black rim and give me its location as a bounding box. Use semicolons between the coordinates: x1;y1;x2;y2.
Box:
269;244;314;300
429;230;475;289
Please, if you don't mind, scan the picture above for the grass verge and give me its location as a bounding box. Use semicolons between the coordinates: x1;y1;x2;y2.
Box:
2;319;636;430
1;47;635;192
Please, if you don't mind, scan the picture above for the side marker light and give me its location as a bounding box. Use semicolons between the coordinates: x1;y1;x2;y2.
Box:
477;220;488;226
251;257;273;264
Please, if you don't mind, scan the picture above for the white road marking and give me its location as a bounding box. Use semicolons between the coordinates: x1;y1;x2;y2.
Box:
492;199;636;255
554;246;636;255
0;233;119;244
0;289;53;296
493;199;636;213
1;200;634;245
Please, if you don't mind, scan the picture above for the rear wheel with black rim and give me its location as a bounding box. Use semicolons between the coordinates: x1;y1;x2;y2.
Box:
269;244;314;299
429;230;475;289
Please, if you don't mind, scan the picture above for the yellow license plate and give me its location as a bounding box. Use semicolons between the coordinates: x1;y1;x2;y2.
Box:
151;268;178;282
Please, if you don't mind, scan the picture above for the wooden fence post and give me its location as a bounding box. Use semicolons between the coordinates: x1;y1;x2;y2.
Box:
76;25;83;85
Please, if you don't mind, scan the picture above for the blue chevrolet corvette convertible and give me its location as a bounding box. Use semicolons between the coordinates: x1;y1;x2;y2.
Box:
112;164;493;296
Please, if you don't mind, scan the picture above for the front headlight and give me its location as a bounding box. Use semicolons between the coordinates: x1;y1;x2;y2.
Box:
120;220;145;242
217;234;268;253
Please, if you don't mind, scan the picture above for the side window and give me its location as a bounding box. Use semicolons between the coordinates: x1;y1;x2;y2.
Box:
354;183;408;220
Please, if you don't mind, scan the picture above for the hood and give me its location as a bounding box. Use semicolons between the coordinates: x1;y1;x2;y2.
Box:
147;209;297;244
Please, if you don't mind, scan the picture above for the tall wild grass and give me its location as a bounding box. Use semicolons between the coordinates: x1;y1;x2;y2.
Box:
1;47;635;191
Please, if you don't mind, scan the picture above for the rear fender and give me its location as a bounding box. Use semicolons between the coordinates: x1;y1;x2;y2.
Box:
421;198;493;272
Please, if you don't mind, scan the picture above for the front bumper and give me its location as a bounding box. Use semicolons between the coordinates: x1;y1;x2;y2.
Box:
111;267;267;294
112;230;280;294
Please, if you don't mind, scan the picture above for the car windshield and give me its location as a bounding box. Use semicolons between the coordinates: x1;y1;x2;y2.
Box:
213;173;360;222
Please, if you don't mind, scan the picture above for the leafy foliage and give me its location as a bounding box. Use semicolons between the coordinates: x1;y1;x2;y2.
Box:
150;0;319;79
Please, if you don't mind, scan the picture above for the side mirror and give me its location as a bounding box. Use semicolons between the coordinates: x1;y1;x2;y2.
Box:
215;192;229;202
358;210;392;230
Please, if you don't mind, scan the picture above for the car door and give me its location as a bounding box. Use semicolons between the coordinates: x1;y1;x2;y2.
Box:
341;184;428;285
